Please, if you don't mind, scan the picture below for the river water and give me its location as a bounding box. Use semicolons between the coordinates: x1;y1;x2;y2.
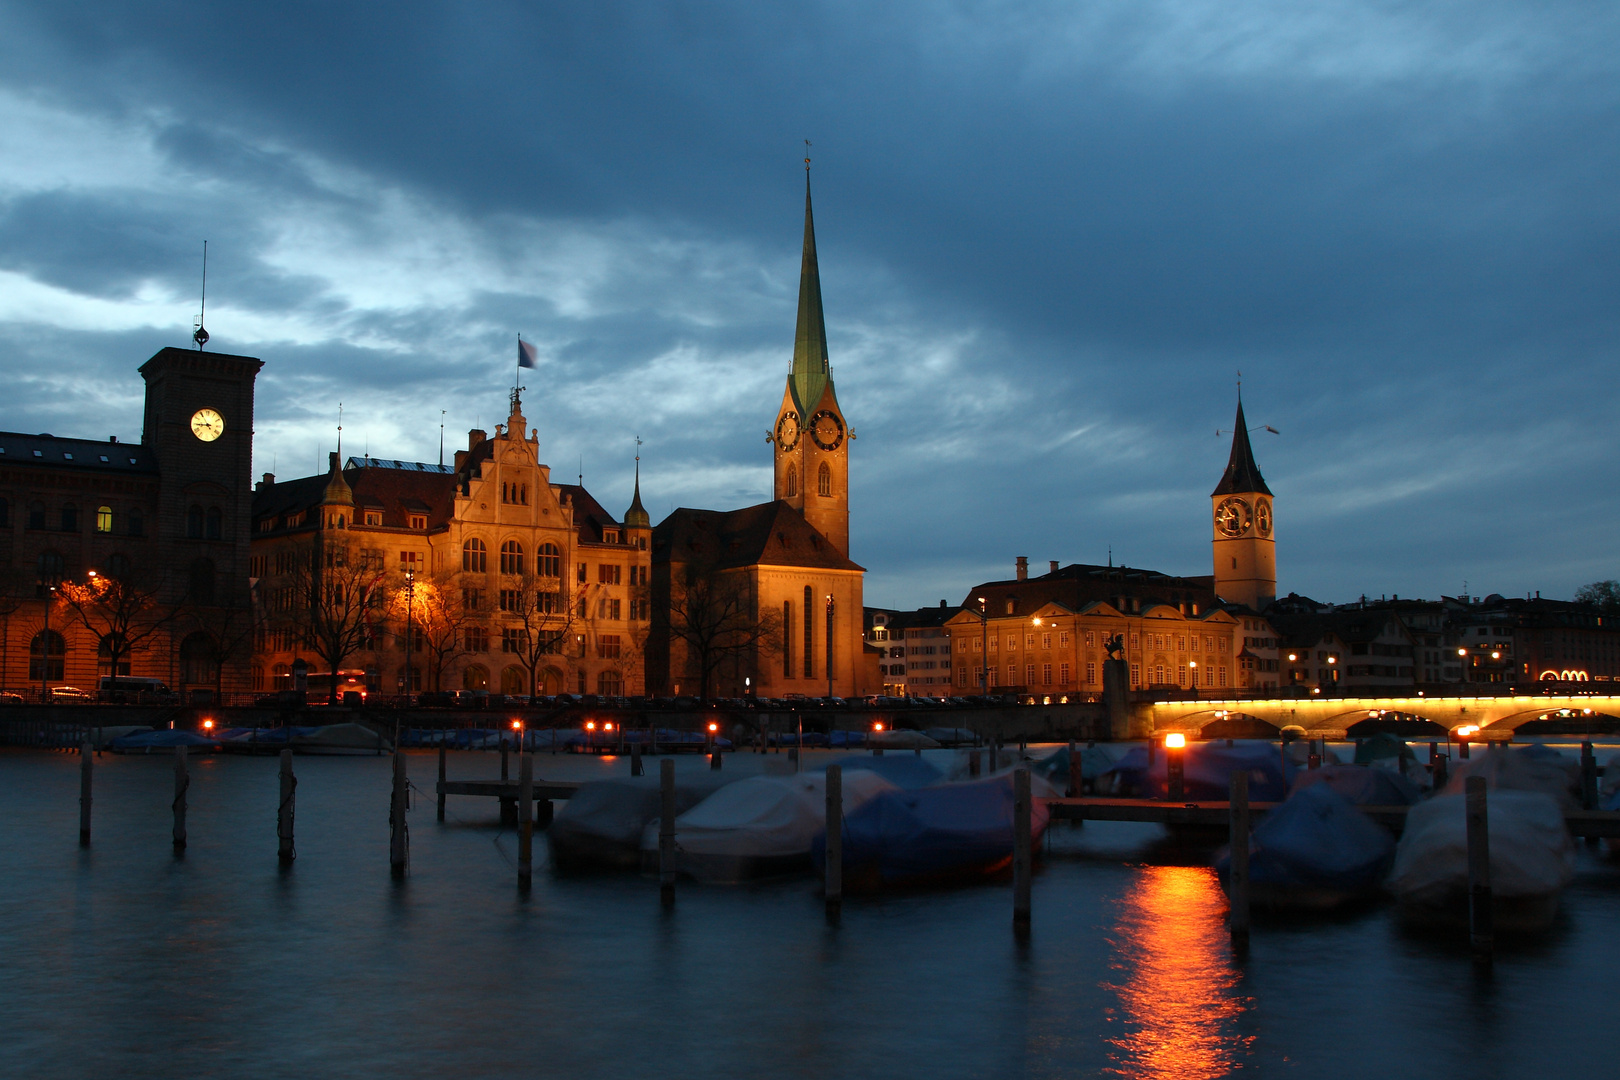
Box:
3;744;1616;1079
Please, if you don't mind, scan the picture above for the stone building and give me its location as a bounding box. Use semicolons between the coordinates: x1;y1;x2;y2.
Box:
646;175;868;699
249;391;651;698
0;346;261;698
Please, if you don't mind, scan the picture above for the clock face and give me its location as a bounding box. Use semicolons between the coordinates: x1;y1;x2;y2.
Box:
775;412;800;452
190;408;225;442
1215;496;1251;538
1255;499;1272;538
810;409;845;451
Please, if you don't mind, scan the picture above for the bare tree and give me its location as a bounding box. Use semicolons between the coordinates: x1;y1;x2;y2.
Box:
183;578;267;699
665;562;781;703
0;562;29;685
1575;580;1620;614
57;564;184;683
502;573;577;697
388;567;474;693
274;537;387;704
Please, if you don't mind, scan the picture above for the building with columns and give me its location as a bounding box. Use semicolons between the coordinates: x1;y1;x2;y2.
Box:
646;174;868;699
250;390;651;698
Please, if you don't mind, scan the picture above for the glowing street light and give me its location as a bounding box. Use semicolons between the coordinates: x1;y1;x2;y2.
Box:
1164;732;1186;749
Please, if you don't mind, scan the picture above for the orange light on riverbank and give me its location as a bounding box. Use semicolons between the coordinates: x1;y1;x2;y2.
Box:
872;722;884;732
708;722;718;733
511;719;523;731
202;719;214;731
1455;724;1479;738
603;722;614;732
1164;732;1185;749
586;721;596;731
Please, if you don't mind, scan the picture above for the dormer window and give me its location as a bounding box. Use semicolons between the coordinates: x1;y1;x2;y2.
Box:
364;511;382;526
604;529;619;544
408;514;427;530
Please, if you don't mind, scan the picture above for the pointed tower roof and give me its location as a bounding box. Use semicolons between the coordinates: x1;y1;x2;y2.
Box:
1212;401;1272;497
624;455;650;529
321;451;354;505
789;174;831;416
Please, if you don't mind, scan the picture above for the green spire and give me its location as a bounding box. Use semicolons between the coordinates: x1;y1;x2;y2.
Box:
789;174;830;416
624;450;650;529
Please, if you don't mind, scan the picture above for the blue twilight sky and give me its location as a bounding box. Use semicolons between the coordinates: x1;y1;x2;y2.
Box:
1;1;1616;609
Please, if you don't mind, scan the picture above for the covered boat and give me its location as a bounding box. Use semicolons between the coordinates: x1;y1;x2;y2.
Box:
644;771;896;883
107;729;220;753
1110;739;1290;801
868;729;942;750
549;773;734;870
1387;788;1575;931
293;722;390;755
815;772;1058;888
1030;743;1131;792
1447;745;1580;813
829;753;942;790
1290;763;1421;806
1216;783;1395;909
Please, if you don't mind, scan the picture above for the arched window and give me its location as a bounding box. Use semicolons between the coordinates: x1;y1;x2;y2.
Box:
187;506;204;538
785;469;798;497
597;670;623;696
38;550;64;582
61;503;79;532
30;630;65;681
500;540;524;575
817;462;831;497
96;506;113;533
272;663;292;689
180;632;218;685
251;666;265;691
537;543;561;578
190;558;216;604
463;538;487;572
128;508;144;537
27;501;45;530
205;507;223;540
105;553;130;579
540;666;565;695
501;665;527;696
98;633;130;676
462;664;489;691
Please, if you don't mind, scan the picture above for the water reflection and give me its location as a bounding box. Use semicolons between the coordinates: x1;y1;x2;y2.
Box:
1103;866;1250;1079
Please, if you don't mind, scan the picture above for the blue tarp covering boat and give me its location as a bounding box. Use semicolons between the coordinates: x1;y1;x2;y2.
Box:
1290;763;1421;805
108;729;221;752
827;753;943;790
813;772;1056;887
1111;739;1290;801
1217;783;1395;908
828;730;867;749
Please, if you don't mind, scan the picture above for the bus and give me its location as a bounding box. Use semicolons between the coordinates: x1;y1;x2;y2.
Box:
97;676;178;704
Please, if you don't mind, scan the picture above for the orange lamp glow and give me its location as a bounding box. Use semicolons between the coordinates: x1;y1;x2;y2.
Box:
603;722;614;732
1164;732;1186;749
202;719;214;731
707;722;718;733
586;721;596;731
1456;724;1479;738
872;722;884;732
511;719;523;730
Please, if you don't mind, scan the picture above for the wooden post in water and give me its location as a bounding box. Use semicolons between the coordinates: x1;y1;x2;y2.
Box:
1166;741;1184;802
825;764;842;921
968;749;981;778
390;751;408;878
436;744;447;822
79;742;93;847
710;749;722;770
1012;766;1032;933
172;745;189;852
500;738;509;781
517;751;533;889
1581;741;1598;810
631;738;643;776
1465;775;1492;963
1228;770;1250;942
1066;741;1078;798
659;758;676;906
278;749;296;863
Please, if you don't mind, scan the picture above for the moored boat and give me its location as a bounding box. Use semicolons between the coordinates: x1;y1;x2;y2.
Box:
550;773;734;871
1216;783;1395;910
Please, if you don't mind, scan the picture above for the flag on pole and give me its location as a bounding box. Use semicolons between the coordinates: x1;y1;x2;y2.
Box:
518;338;539;369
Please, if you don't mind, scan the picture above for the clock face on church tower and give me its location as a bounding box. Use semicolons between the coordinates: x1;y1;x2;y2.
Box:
810;409;845;451
190;408;225;442
1215;496;1252;538
775;412;800;452
1255;498;1272;537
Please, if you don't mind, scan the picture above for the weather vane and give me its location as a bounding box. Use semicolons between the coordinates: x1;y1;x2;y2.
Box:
804;139;811;172
193;240;209;350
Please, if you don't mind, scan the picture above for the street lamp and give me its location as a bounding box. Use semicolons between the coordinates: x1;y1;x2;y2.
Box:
38;570;58;704
1457;647;1468;686
977;596;989;695
402;566;415;703
825;594;835;700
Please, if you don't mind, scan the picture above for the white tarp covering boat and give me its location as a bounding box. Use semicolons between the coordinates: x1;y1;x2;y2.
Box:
550;774;733;870
868;729;942;750
293;723;390;755
1388;788;1574;930
641;771;896;883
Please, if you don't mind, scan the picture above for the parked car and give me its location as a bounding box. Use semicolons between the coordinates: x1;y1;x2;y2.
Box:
0;691;24;705
49;686;93;702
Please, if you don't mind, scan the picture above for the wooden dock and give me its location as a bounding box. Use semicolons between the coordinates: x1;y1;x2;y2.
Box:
1042;797;1620;837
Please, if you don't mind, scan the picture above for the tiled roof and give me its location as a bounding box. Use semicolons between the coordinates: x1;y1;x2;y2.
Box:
0;431;157;474
653;501;863;572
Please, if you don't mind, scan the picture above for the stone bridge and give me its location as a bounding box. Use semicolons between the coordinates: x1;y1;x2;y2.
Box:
1138;693;1620;738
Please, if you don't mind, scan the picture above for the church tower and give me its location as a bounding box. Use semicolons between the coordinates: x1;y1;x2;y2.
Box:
771;173;850;556
1211;400;1276;610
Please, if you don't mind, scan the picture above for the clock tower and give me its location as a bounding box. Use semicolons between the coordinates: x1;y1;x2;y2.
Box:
1211;400;1276;610
770;174;850;557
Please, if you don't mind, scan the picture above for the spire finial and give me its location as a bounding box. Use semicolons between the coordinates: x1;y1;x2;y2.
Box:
336;402;343;461
804;138;811;172
192;240;209;349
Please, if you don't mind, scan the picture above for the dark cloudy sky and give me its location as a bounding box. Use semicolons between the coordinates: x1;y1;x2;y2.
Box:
2;1;1616;608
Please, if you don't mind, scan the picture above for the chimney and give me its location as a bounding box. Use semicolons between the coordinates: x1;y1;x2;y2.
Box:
109;435;118;444
468;429;486;450
1049;560;1059;575
259;472;275;490
940;600;947;608
1016;556;1028;582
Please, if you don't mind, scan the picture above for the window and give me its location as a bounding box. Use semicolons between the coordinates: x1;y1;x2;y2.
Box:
536;590;559;614
27;501;45;530
400;550;420;567
463;664;489;691
597;670;623;696
30;630;65;680
1026;664;1037;685
464;626;489;652
603;529;619;544
38;549;65;583
500;540;524;575
364;511;382;526
629;565;648;586
537;543;561;578
95;506;113;533
1085;630;1095;647
1086;661;1096;684
786;469;798;497
988;636;997;653
463;538;487;572
1060;662;1070;684
784;600;793;677
463;588;482;611
1041;633;1051;649
1130;663;1141;687
1042;663;1052;686
598;598;621;620
408;514;427;530
577;562;587;583
803;586;814;678
1219;666;1228;686
190;559;215;604
598;564;621;585
502;627;524;654
817;461;832;497
500;589;523;612
1059;632;1069;647
597;634;622;659
61;504;78;532
187;506;204;538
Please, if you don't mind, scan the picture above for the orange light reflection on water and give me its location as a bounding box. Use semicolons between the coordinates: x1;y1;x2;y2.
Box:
1103;866;1251;1080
